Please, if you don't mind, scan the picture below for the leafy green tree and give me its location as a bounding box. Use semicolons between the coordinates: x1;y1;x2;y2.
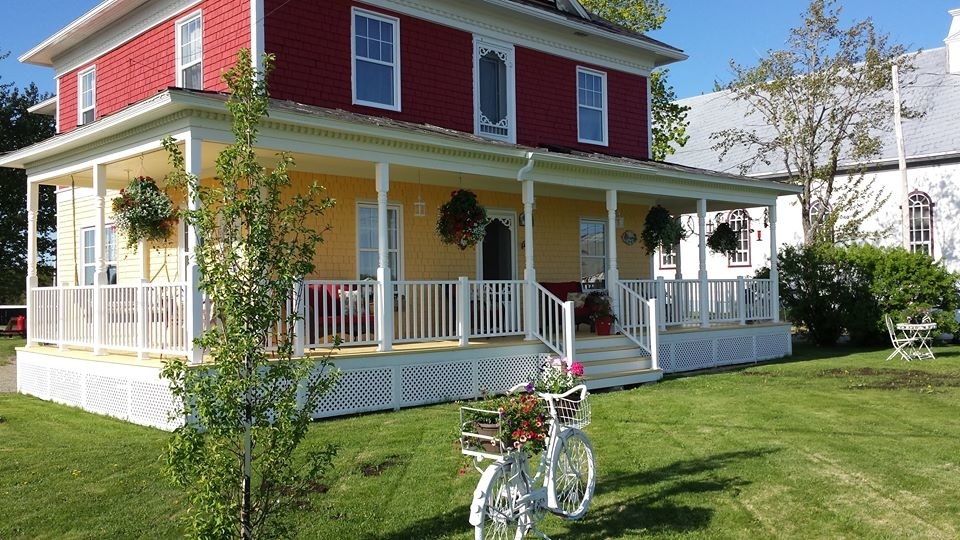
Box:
579;0;689;160
0;50;56;303
711;0;914;244
161;48;339;539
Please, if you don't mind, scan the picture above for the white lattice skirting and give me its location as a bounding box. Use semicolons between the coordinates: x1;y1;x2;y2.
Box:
16;346;548;431
657;324;792;374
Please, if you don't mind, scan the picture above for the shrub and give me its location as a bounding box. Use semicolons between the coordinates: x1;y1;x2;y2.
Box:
772;243;960;346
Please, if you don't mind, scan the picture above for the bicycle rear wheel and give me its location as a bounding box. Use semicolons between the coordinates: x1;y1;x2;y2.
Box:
548;428;596;520
473;460;528;540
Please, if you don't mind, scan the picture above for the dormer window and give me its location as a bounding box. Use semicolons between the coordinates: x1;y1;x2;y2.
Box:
78;67;96;125
577;67;607;145
177;12;203;89
474;37;515;142
352;8;400;111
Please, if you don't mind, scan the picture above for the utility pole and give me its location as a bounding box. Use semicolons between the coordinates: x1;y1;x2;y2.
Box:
892;64;910;250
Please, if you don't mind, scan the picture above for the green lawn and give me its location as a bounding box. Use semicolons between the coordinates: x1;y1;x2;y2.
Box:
2;345;960;539
0;337;23;367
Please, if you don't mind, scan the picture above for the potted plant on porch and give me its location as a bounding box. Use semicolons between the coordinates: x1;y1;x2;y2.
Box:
586;291;617;336
111;175;177;250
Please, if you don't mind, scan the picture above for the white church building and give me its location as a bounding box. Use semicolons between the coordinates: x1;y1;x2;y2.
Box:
662;9;960;280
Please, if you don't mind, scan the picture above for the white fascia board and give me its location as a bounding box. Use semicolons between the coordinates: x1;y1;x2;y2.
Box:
27;97;58;115
527;151;802;198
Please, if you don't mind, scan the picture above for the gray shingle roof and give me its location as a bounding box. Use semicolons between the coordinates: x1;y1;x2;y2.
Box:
668;47;960;177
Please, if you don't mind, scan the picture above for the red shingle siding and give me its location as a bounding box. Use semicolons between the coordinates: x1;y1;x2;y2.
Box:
516;48;649;159
56;0;249;133
265;0;473;132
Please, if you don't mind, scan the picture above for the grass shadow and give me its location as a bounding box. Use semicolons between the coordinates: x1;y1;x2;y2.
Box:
362;505;473;540
563;447;781;539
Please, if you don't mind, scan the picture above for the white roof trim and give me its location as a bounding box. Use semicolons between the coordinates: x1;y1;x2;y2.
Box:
27;96;58;116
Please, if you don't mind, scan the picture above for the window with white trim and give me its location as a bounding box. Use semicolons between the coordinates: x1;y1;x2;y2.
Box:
659;243;676;269
177;12;203;89
474;38;515;142
82;225;117;285
908;191;933;256
577;67;607;145
78;67;96;125
580;219;606;289
358;203;401;280
728;209;751;266
352;8;400;110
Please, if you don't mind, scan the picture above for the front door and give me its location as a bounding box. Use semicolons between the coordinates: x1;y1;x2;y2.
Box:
476;211;517;333
479;211;516;281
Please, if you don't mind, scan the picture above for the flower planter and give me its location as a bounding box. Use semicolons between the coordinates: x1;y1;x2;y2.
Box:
474;422;501;454
595;318;613;336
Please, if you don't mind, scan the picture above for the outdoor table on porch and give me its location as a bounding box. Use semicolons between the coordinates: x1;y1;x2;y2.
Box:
893;321;937;360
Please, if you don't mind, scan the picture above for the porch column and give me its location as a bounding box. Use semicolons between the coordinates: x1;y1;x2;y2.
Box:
769;204;780;323
376;162;394;352
25;180;39;346
521;177;536;341
605;190;620;314
697;199;709;328
185;136;204;364
93;164;107;355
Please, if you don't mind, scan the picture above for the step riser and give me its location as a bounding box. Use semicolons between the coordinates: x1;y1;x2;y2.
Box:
584;370;662;390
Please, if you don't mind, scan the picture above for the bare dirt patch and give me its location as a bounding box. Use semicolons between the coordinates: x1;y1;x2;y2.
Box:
359;454;403;477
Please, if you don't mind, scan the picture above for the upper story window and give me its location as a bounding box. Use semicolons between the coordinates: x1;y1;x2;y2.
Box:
82;225;117;285
177;12;203;89
474;38;515;142
352;8;400;111
358;203;401;280
579;219;606;290
728;209;751;266
577;67;607;145
78;67;96;125
908;191;933;256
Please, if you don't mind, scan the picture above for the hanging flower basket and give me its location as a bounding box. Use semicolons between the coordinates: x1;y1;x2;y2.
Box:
641;204;686;255
707;222;739;257
436;189;489;250
111;175;177;250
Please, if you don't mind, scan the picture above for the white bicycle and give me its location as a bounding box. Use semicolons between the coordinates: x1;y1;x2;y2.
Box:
460;384;596;539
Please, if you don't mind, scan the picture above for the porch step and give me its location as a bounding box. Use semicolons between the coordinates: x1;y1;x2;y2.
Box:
574;333;661;390
583;367;662;390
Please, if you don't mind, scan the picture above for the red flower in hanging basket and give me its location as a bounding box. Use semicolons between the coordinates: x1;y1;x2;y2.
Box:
111;175;177;250
436;189;489;250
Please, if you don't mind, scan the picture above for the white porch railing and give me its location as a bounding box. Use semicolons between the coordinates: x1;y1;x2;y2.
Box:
29;282;190;355
532;284;575;359
25;276;772;360
623;277;775;329
612;282;658;369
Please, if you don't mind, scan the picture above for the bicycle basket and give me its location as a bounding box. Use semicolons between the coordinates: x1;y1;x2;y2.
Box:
459;406;504;459
547;392;591;429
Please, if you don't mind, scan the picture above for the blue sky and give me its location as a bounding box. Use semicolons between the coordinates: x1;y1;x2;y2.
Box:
1;1;958;98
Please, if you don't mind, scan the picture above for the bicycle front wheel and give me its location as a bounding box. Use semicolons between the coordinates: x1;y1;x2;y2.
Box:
474;460;528;540
548;428;596;520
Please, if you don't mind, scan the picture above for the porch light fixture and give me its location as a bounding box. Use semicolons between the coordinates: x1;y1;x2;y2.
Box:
615;210;624;229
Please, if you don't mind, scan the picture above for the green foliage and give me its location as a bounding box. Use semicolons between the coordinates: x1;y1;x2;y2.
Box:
0;59;56;302
579;0;667;33
706;222;738;257
160;49;339;539
110;175;176;249
641;204;686;255
711;0;914;244
649;69;690;160
774;243;959;346
578;1;689;160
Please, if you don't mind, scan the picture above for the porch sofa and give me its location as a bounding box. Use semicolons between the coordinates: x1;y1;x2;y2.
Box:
539;281;593;329
305;283;375;339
